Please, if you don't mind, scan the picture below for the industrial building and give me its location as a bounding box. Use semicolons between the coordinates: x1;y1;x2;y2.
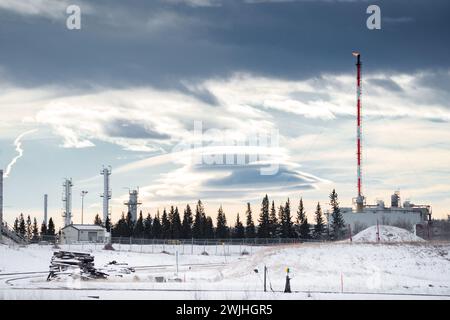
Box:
60;224;107;244
334;52;431;232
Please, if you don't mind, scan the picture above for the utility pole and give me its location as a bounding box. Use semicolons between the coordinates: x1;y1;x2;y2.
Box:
81;190;88;225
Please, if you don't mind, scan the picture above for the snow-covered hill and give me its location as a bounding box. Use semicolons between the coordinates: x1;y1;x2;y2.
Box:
352;225;424;243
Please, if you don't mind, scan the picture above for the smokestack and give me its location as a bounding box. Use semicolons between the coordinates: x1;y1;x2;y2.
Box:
0;170;3;241
44;194;48;225
353;51;365;212
100;166;111;225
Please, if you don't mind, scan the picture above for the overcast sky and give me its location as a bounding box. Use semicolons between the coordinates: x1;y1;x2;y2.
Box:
1;0;449;227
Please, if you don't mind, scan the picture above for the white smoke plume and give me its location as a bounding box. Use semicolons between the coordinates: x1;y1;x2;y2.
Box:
4;129;38;178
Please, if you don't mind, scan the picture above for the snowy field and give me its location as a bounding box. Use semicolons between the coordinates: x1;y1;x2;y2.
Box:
1;239;450;300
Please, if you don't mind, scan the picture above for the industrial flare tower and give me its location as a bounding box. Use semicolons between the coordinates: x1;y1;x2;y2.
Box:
353;51;365;212
100;166;112;224
62;178;73;227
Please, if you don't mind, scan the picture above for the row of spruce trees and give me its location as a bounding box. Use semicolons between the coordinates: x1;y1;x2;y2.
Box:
103;190;346;240
9;190;346;241
11;214;57;240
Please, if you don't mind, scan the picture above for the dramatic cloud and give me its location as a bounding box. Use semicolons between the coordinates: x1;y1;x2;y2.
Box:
0;0;92;19
1;0;449;223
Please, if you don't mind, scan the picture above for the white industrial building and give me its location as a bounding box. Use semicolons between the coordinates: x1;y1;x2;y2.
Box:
337;192;431;233
60;224;107;244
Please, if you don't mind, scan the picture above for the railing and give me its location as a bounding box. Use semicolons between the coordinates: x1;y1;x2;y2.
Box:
0;223;28;244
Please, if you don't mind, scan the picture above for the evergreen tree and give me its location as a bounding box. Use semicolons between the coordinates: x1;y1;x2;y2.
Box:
144;213;153;238
104;216;112;232
40;221;47;236
268;201;278;238
125;211;134;237
94;214;103;226
232;213;245;239
297;198;310;239
19;213;26;237
13;217;19;234
168;206;175;234
277;205;284;238
133;211;145;238
199;202;208;239
171;207;182;239
26;215;32;240
181;204;193;239
193;200;205;239
257;195;270;238
152;211;162;239
215;205;229;239
313;202;325;239
47;218;56;236
330;189;346;240
245;203;256;238
32;217;39;241
205;216;214;239
112;213;127;237
280;199;294;238
161;209;171;239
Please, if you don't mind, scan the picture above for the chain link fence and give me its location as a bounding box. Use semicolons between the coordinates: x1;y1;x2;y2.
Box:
51;237;322;256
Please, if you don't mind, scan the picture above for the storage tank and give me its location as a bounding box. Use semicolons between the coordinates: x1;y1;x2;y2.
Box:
391;191;401;208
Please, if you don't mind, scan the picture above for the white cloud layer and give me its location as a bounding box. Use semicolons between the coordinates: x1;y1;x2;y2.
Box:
1;69;450;216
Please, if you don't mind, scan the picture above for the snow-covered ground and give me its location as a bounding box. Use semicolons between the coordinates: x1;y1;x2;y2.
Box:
1;238;449;300
352;225;424;243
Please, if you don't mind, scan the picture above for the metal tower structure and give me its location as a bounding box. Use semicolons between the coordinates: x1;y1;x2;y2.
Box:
100;166;111;224
353;51;365;212
62;178;73;227
124;188;141;222
44;194;48;225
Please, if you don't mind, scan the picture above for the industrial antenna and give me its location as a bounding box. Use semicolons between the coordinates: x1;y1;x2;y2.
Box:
353;51;365;212
100;166;112;224
62;178;73;227
124;188;141;222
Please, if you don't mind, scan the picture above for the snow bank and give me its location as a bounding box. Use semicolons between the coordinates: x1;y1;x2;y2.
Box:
352;225;424;243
